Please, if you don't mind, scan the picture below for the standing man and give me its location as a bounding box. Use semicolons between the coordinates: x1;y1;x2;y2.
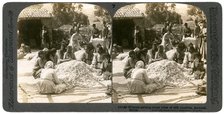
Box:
41;26;50;49
183;23;192;38
69;22;78;37
194;21;201;51
91;24;100;38
161;27;174;52
102;21;110;52
102;21;109;39
161;22;169;36
134;26;142;48
198;20;207;61
69;27;82;53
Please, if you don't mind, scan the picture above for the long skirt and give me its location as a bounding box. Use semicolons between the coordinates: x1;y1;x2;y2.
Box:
37;79;66;94
128;80;146;94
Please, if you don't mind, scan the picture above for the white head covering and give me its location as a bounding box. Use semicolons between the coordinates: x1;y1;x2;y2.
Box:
135;60;145;68
42;48;49;52
44;61;54;69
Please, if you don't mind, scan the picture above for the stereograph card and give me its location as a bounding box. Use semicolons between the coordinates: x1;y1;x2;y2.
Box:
2;2;222;112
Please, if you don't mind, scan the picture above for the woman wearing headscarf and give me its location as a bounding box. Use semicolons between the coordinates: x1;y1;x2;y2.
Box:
128;61;151;94
128;61;162;94
37;61;67;94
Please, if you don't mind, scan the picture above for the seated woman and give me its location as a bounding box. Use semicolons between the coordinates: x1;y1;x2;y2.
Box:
155;45;167;60
128;61;151;94
63;46;76;61
32;51;48;79
37;61;66;94
123;51;137;79
128;61;162;94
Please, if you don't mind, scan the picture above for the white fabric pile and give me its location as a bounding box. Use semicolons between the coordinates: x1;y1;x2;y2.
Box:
116;53;128;61
90;38;105;48
55;60;100;89
182;37;197;47
74;50;85;61
166;48;176;60
146;60;191;88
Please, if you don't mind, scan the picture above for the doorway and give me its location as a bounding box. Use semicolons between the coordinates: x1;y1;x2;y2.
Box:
113;19;135;49
18;19;42;49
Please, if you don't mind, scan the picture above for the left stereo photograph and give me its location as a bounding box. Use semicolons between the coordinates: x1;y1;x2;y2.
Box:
17;3;112;103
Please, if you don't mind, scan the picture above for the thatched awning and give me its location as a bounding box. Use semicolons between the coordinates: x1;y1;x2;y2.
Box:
114;7;144;19
18;4;53;20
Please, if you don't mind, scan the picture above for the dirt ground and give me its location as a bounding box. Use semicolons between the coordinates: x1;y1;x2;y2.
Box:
17;52;111;103
112;58;206;103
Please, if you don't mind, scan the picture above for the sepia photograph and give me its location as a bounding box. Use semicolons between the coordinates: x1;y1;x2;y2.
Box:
112;3;207;103
17;3;112;103
3;1;223;112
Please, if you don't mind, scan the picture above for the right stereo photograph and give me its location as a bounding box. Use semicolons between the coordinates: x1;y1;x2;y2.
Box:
112;3;207;103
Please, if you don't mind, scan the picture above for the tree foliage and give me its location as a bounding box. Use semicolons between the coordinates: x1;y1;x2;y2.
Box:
187;5;201;16
94;5;111;23
145;3;182;26
187;5;205;23
52;3;89;26
170;3;176;10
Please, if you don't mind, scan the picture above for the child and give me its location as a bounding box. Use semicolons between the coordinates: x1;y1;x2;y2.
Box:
183;45;196;68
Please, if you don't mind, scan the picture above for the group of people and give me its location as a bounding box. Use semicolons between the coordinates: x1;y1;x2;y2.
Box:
124;20;207;94
30;21;112;94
